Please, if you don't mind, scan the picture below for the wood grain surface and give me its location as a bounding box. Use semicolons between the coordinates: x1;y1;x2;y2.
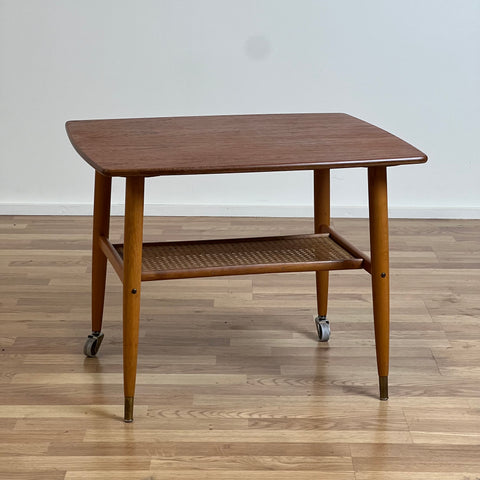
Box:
65;114;427;176
1;215;479;479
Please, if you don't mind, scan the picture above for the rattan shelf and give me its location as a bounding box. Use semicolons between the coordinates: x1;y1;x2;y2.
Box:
112;233;364;281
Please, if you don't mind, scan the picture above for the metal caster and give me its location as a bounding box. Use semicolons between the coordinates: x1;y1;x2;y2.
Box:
83;331;104;357
314;316;330;342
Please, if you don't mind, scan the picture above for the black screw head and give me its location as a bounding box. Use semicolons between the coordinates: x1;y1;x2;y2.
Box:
381;272;386;278
131;288;137;294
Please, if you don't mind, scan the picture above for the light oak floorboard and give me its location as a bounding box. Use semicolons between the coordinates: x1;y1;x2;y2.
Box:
1;216;479;479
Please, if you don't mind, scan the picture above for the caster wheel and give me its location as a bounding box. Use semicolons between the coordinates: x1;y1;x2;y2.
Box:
83;331;104;357
314;316;330;342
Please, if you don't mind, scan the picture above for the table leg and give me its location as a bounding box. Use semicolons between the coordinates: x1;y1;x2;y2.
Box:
314;170;330;340
368;166;390;400
122;177;145;422
86;172;111;357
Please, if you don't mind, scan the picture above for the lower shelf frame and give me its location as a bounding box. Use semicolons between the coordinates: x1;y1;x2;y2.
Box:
99;226;371;283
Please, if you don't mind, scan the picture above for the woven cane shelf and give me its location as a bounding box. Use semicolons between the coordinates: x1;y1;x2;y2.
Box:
113;233;364;281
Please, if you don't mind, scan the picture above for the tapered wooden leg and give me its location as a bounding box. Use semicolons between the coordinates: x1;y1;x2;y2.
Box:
84;173;112;358
314;170;330;326
91;172;111;333
122;177;145;422
368;166;390;400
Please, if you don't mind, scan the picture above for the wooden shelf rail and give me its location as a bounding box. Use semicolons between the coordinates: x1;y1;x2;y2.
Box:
100;229;370;282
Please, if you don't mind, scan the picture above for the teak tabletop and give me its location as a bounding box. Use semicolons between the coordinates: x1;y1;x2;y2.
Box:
66;113;427;422
66;113;427;177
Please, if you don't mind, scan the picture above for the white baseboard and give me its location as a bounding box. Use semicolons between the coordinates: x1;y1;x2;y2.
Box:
0;203;479;219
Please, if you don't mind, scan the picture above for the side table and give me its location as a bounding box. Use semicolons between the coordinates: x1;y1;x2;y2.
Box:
66;113;427;422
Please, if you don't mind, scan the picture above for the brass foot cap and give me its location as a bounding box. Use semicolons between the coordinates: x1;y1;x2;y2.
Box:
379;376;388;401
124;396;134;423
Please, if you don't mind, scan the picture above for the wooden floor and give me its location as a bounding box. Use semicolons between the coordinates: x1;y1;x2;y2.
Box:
1;215;479;479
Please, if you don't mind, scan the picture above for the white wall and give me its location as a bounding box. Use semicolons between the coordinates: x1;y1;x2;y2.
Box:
1;0;479;218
